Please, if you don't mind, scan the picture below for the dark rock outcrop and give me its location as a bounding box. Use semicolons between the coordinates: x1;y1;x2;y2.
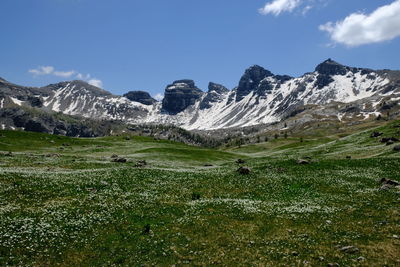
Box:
162;80;203;114
237;166;251;175
123;91;157;105
315;59;350;89
236;65;273;101
315;59;349;76
199;82;229;110
297;159;310;165
370;132;383;138
315;74;335;89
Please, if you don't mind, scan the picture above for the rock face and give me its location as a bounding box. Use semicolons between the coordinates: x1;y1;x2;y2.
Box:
315;59;350;76
161;80;203;114
123;91;156;105
314;59;373;89
199;82;229;109
236;65;273;101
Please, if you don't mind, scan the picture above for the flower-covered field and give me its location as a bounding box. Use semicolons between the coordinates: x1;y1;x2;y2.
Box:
0;122;399;266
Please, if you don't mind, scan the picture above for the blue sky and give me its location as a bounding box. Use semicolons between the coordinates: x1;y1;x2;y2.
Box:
1;0;400;98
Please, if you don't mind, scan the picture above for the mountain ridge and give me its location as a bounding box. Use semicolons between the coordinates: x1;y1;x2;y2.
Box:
1;59;399;131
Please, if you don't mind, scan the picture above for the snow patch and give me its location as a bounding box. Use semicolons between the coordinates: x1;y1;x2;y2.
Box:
10;97;23;106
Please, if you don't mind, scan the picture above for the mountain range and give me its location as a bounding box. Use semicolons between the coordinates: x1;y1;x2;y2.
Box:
1;59;399;134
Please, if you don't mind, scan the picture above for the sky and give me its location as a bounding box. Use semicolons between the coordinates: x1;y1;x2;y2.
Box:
1;0;400;99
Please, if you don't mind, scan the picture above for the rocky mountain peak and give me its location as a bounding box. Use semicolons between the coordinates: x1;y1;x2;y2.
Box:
199;82;229;110
166;79;196;89
236;65;274;101
123;91;157;105
315;59;349;76
162;79;204;114
208;82;229;94
43;80;112;97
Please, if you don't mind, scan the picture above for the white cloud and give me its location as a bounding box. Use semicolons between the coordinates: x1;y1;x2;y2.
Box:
28;66;55;76
76;73;91;80
154;93;164;101
29;66;75;78
53;70;76;78
302;5;313;16
88;79;103;88
319;0;400;46
29;66;103;88
259;0;301;16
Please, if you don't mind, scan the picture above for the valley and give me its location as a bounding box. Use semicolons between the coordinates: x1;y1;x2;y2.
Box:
0;120;399;266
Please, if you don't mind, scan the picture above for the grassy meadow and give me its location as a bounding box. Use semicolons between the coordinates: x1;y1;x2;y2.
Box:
0;121;399;266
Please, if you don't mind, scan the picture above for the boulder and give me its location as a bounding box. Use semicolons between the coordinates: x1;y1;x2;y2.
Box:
339;246;359;254
236;159;246;164
112;157;127;163
237;166;251;175
381;137;399;143
370;132;383;138
297;159;310;165
134;160;147;167
379;178;400;190
380;178;400;186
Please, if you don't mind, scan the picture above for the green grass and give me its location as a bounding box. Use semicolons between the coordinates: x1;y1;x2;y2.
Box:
0;122;400;266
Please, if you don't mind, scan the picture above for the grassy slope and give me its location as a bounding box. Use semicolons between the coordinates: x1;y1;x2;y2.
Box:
0;121;399;266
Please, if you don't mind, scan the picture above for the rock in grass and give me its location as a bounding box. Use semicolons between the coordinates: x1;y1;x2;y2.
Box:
111;154;119;158
381;137;399;144
236;159;246;164
370;132;383;138
4;151;13;157
380;184;392;191
380;178;400;186
386;140;395;146
339;245;359;254
357;256;366;262
45;153;60;157
393;145;400;152
112;157;127;163
237;166;251;175
379;178;400;190
142;224;151;234
134;160;147;167
297;159;310;165
191;192;201;200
